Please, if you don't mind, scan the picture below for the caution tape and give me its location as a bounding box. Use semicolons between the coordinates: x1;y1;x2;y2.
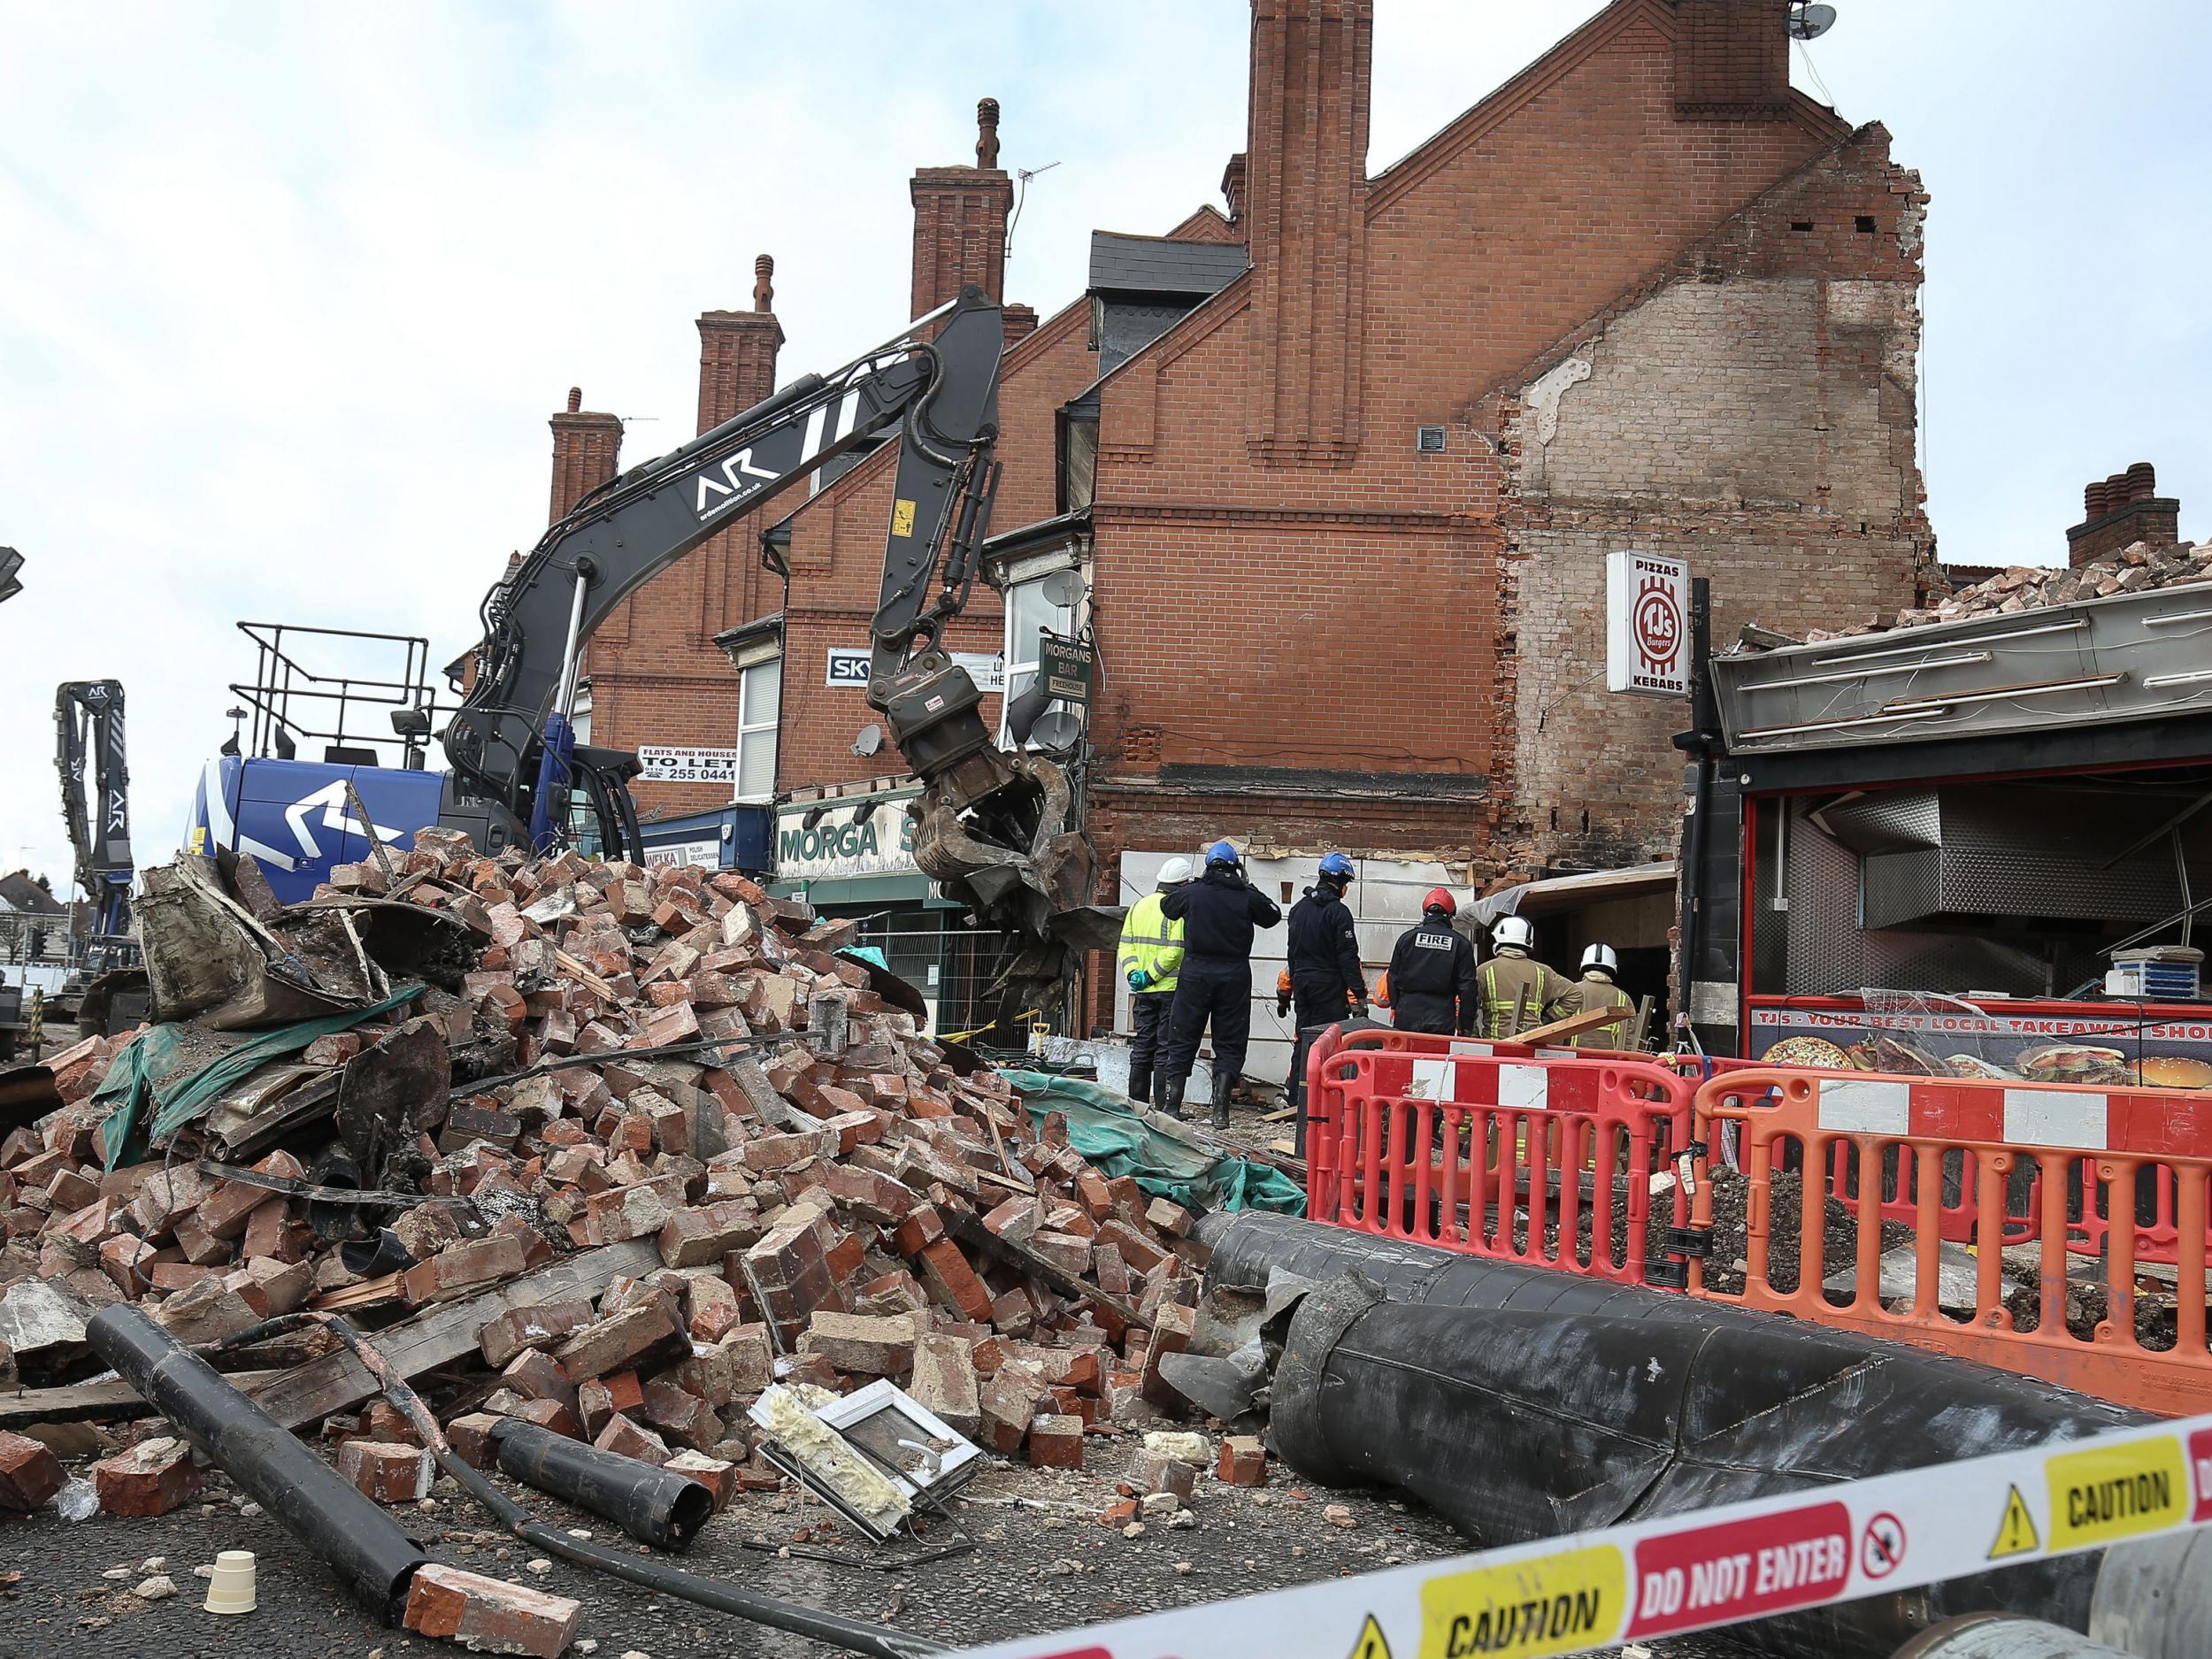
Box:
956;1412;2212;1659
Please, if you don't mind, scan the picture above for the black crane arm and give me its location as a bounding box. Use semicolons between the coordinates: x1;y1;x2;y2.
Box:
442;287;1005;849
55;680;134;936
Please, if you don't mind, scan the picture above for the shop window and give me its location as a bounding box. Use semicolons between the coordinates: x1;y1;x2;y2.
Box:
736;655;780;801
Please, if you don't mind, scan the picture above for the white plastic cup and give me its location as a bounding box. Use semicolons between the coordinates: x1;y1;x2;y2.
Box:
203;1550;257;1615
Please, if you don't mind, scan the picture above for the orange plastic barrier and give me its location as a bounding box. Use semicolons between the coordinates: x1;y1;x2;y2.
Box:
1688;1067;2212;1417
1830;1136;2212;1269
1303;1028;1697;1284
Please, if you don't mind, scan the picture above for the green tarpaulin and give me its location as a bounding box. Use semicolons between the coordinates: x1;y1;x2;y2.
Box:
1004;1069;1305;1217
94;984;427;1170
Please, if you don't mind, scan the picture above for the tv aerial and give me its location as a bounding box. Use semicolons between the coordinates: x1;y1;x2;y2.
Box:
1788;4;1838;40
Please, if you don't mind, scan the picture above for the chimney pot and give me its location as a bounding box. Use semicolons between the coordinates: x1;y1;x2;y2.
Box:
976;97;1001;169
2084;480;2106;519
1221;152;1248;226
753;253;775;312
566;387;582;413
910;106;1012;316
2124;460;2157;502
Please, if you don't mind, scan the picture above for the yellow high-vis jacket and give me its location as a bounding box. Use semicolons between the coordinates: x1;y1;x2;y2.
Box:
1117;892;1187;995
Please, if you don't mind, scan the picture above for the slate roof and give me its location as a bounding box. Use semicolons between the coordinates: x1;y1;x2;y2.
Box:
1087;232;1247;297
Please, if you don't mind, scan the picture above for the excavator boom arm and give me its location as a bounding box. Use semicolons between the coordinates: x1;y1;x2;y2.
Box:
55;679;133;934
443;288;1004;841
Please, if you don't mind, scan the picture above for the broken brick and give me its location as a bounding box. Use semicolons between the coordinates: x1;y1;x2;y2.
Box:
337;1439;435;1504
1027;1413;1085;1470
479;1298;595;1369
403;1563;581;1659
909;1333;980;1437
915;1237;995;1325
1217;1434;1266;1486
657;1200;761;1268
555;1299;687;1384
798;1310;917;1377
593;1413;671;1466
663;1449;738;1510
400;1233;529;1305
0;1429;65;1512
93;1436;202;1516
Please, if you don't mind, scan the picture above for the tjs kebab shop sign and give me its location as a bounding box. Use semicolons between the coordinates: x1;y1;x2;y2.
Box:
1605;549;1690;698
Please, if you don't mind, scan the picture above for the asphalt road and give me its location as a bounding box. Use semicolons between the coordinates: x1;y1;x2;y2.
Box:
0;1443;1724;1659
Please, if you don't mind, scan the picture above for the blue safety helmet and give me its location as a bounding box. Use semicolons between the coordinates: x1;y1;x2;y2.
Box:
1205;840;1240;866
1317;851;1355;879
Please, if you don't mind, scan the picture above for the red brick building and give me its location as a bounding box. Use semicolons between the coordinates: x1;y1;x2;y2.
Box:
540;0;1932;1050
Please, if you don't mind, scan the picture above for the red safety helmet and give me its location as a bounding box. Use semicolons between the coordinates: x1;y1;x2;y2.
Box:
1423;887;1456;916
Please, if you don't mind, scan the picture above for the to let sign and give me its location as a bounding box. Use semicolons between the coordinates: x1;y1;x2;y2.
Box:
1606;550;1691;698
638;746;740;784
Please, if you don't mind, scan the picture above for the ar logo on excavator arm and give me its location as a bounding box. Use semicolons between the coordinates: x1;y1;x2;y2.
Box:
693;448;781;520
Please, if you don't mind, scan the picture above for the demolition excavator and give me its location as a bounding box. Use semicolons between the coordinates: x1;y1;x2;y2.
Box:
198;287;1101;1018
444;284;1101;1005
57;679;134;943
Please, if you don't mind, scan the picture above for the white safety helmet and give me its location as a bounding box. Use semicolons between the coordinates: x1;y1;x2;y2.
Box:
1157;856;1194;887
1581;943;1619;976
1492;914;1535;952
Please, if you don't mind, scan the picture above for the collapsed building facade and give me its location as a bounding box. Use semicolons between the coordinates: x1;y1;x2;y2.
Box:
538;0;1934;1064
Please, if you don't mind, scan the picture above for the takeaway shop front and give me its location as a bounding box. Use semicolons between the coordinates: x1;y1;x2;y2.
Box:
770;781;1014;1040
1686;581;2212;1086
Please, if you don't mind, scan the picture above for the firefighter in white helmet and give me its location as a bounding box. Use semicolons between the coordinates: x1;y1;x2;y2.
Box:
1477;913;1571;1041
1552;943;1634;1049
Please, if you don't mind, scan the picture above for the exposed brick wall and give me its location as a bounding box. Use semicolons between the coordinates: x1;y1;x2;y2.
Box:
557;0;1929;978
1078;0;1890;906
1496;127;1931;875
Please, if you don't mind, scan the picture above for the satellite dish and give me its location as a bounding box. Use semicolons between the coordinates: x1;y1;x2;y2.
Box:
1003;680;1052;748
851;724;884;757
1041;569;1084;609
1788;3;1837;40
1030;710;1084;754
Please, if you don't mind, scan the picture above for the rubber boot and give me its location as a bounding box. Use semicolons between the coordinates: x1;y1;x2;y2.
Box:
1210;1071;1233;1131
1127;1064;1152;1109
1154;1071;1186;1121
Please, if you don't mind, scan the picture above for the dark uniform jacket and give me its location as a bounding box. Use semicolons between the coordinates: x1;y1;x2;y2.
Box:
1286;887;1364;1009
1161;865;1282;964
1386;916;1480;1034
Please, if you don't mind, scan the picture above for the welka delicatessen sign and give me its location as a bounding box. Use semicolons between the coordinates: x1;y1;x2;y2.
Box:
776;794;920;881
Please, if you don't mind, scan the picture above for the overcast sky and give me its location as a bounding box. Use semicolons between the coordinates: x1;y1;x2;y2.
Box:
3;1;2207;895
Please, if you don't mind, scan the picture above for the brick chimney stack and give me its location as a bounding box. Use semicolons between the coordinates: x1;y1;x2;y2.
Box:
695;252;786;434
548;387;622;523
1245;0;1371;466
1673;0;1793;119
910;97;1012;319
1002;303;1039;349
2067;461;2180;567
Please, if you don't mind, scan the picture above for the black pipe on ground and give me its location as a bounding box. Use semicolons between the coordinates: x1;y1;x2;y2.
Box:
1204;1213;2157;1659
206;1309;946;1659
489;1418;714;1551
86;1304;428;1624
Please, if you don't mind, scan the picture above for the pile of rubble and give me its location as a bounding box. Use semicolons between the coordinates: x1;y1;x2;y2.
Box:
0;832;1229;1643
1806;537;2212;642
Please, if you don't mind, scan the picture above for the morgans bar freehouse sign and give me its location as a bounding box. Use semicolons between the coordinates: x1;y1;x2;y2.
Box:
1606;549;1691;698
